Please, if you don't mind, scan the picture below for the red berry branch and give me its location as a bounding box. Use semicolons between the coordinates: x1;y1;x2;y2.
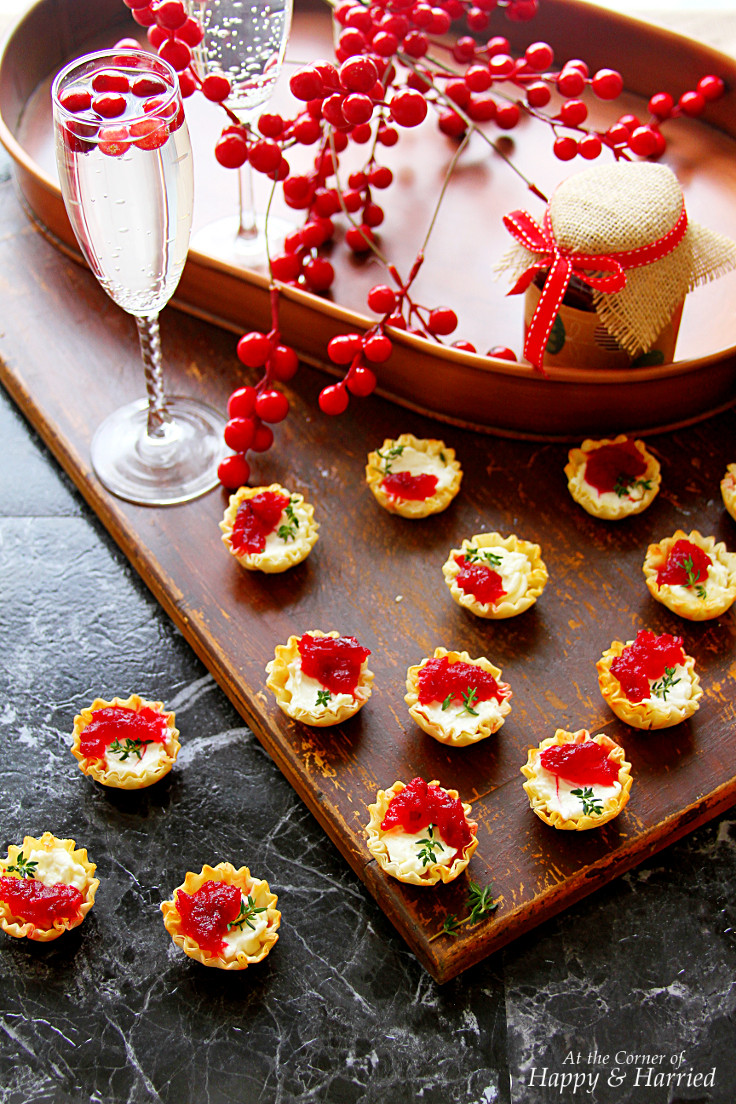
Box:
119;0;727;489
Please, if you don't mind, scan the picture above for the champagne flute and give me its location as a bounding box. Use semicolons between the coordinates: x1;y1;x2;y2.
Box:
52;48;226;506
189;0;294;264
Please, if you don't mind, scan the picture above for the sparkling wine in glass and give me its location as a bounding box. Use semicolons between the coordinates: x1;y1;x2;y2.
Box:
189;0;294;264
52;48;226;505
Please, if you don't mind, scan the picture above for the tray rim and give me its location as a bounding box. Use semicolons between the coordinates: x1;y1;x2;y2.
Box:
2;0;736;441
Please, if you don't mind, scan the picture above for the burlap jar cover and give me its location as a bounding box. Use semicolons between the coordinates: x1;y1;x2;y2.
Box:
497;162;736;372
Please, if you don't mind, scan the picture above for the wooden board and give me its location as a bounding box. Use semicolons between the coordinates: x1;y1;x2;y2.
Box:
3;0;736;438
1;164;736;982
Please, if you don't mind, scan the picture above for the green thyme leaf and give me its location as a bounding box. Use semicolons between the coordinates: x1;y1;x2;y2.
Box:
460;688;479;716
416;825;445;868
571;787;604;817
613;474;652;498
315;688;332;708
650;666;681;701
682;554;707;598
376;444;405;474
441;692;455;711
5;854;38;879
429;880;498;942
465;546;502;567
227;894;267;932
108;738;151;762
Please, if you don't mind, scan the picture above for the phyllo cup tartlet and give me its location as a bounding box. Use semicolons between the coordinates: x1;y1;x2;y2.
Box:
442;532;548;619
0;832;98;941
266;629;374;726
161;862;280;970
220;483;319;573
365;433;462;518
565;434;661;520
405;647;512;747
597;629;702;729
365;777;478;886
71;694;180;789
642;529;736;620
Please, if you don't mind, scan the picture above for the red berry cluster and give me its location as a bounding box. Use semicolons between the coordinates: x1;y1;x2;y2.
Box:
122;0;203;94
218;313;300;489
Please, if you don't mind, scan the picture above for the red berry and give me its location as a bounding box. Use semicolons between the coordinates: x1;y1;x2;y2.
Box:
488;53;515;79
92;93;126;118
445;79;470;109
249;140;282;173
488;345;517;361
342;93;374;125
224;416;256;452
339;55;379;93
270;252;303;281
376;124;399;146
556;68;585;97
451;339;476;353
369;165;393;189
553;135;578;161
251;423;274;452
486;36;510;57
158;39;192;72
402;30;429;58
218;453;250;490
559;99;587;126
345;224;374;252
468;95;496;123
215;132;248;169
92;71;130;94
526;81;551;108
346;366;376;396
465;64;492;93
178;69;197;98
290;67;324;101
648;91;674;119
303;256;335;292
367;285;397;314
428;307;457;335
452;35;477;63
177;16;204;46
283;175;315;209
438;110;466;138
604;122;630;148
524;41;554;71
227;386;257;418
362;333;392;363
130;118;168;150
495;103;520;130
328;333;362;364
578;133;602;160
131;7;156;25
132;76;167;97
591;68;623;100
389;89;428;127
628;125;659;156
363;201;384;227
697;74;725;102
319;383;349;415
98;127;131;157
271;345;299;381
202;73;231;102
153;0;188;29
679;90;706;117
255;389;289;423
237;331;271;368
59;89;92;113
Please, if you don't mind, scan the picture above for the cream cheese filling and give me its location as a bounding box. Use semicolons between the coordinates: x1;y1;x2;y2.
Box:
105;740;168;775
381;825;454;876
417;694;505;738
660;556;730;601
381;446;453;493
641;662;693;707
221;893;269;959
532;766;621;821
285;658;360;714
25;847;89;891
461;546;530;606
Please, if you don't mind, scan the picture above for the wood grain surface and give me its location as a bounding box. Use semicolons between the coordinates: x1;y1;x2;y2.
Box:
1;155;735;980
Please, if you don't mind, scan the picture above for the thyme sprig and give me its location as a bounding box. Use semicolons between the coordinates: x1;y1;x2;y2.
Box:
315;688;332;708
571;787;604;817
682;554;708;599
227;894;268;932
651;666;681;701
614;474;652;498
430;880;499;941
416;825;446;867
5;854;38;879
277;499;300;542
376;443;405;474
464;546;503;567
108;738;151;762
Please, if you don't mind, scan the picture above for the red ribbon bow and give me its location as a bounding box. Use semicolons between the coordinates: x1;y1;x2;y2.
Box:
503;203;688;372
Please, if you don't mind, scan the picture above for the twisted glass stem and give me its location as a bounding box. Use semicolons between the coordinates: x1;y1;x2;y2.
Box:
136;314;171;438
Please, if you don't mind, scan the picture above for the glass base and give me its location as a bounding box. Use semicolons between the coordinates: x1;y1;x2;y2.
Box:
90;396;227;506
191;212;294;269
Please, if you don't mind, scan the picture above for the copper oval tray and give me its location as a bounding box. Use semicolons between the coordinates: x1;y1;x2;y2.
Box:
1;0;736;439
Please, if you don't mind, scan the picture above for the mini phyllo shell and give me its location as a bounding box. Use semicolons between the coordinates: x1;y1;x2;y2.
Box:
220;483;318;573
442;532;548;619
597;629;702;730
71;694;180;789
521;729;632;831
564;434;661;520
161;862;280;970
365;777;478;886
405;647;512;747
642;529;736;621
722;464;736;522
365;433;462;518
0;832;98;942
266;629;374;726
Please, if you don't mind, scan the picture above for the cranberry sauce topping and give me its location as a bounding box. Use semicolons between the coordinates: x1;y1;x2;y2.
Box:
231;490;290;555
297;634;370;696
453;554;506;607
417;655;504;707
380;777;473;851
610;630;686;702
583;439;647;496
79;705;169;760
539;741;619;787
0;876;83;927
382;470;438;501
176;880;242;955
656;539;712;589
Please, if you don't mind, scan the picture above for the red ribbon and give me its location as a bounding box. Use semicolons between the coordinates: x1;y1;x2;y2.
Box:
503;202;688;372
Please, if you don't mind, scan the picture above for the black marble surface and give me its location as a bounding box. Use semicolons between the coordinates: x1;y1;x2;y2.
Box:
1;383;736;1104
